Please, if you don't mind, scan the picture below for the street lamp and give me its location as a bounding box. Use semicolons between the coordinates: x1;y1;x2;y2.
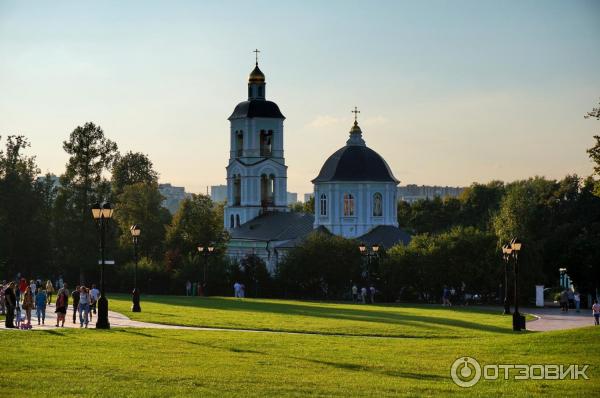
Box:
197;244;215;296
510;237;524;331
501;244;512;315
130;224;141;312
358;243;379;284
91;202;114;329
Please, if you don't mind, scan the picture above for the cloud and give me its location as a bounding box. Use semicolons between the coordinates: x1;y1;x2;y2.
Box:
307;115;342;129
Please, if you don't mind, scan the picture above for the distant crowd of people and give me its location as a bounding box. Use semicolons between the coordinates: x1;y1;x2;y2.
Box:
559;288;581;312
2;274;100;329
351;285;376;304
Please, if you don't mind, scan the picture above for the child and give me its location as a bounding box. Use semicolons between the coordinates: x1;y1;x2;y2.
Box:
592;300;600;326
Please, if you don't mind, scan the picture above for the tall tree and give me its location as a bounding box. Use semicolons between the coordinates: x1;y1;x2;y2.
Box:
111;151;159;197
585;99;600;196
55;122;118;282
0;135;46;278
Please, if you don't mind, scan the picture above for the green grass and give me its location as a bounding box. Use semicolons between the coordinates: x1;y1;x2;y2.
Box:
2;295;599;397
1;326;598;397
108;294;521;338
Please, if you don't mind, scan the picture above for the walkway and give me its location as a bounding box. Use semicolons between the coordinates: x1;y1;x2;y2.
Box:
1;303;595;333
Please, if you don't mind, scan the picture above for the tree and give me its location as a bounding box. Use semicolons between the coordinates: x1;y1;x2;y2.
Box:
54;122;118;282
113;182;171;261
165;194;225;269
0;135;47;278
276;231;362;299
585;99;600;196
112;151;159;197
239;254;272;297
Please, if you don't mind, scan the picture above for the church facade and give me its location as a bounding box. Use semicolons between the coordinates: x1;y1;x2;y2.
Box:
225;59;410;271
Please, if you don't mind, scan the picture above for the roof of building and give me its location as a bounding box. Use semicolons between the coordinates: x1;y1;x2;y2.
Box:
228;100;285;120
357;225;411;248
312;144;399;183
248;64;265;83
229;211;314;241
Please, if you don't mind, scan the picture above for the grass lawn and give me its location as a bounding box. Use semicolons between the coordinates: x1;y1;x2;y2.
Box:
108;294;524;338
2;296;598;397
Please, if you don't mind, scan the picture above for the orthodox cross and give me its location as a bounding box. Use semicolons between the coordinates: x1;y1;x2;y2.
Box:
351;106;360;123
253;49;260;65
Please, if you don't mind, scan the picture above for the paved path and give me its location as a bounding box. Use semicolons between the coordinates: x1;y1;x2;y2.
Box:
523;307;595;332
1;303;596;334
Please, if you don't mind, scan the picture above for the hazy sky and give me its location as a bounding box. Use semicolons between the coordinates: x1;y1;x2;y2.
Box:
1;1;599;196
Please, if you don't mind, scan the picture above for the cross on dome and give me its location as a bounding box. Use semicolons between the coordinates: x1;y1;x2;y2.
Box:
351;106;360;125
253;48;260;65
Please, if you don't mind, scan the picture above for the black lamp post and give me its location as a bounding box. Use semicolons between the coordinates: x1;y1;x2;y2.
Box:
130;224;141;312
510;237;523;331
197;244;215;296
91;202;113;329
358;243;379;284
501;244;512;315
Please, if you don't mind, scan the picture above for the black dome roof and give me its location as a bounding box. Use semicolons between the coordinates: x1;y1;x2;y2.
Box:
312;145;399;183
228;100;285;120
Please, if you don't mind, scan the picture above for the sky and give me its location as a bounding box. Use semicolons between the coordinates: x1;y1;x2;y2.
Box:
1;0;599;197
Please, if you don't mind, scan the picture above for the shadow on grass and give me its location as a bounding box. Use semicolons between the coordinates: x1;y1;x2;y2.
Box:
119;295;512;336
297;358;446;381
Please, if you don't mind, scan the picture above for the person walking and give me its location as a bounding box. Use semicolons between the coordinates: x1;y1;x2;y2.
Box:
186;280;192;296
29;280;37;298
18;277;27;303
71;286;80;324
560;289;569;312
233;282;240;298
352;285;358;303
369;286;376;304
45;280;54;305
567;289;575;310
592;300;600;326
90;284;100;316
22;286;34;326
574;292;581;313
360;287;367;304
54;287;68;327
0;282;6;315
78;286;91;328
4;282;16;328
35;287;47;325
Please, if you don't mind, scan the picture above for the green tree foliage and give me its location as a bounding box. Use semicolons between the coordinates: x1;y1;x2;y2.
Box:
113;182;171;261
276;232;362;299
112;151;159;197
165;194;226;270
585;100;600;196
238;254;273;297
0;135;48;277
54;122;118;282
380;227;500;302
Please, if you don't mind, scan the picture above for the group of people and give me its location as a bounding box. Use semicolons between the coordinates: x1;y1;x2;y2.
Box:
2;275;100;329
352;285;376;304
559;289;581;312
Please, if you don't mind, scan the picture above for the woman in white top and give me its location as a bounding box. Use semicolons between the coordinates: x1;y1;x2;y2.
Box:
78;286;91;328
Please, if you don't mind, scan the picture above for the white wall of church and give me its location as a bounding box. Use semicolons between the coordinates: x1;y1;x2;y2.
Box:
313;181;398;238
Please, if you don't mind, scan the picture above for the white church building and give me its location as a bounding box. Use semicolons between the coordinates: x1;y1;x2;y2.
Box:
225;59;410;270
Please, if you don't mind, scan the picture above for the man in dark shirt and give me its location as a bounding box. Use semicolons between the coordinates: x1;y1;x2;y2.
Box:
4;282;16;328
71;285;80;324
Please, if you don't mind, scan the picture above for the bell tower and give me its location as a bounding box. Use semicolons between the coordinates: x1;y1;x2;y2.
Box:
224;51;289;230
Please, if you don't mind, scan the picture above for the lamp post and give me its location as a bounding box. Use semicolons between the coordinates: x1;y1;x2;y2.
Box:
358;243;380;284
91;202;114;329
130;224;141;312
559;267;568;288
510;237;523;331
501;244;512;315
197;244;215;296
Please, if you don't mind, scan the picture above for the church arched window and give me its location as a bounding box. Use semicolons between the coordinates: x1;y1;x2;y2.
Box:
233;174;241;206
260;174;275;207
236;131;244;157
236;214;240;227
260;130;272;157
320;194;327;216
343;193;355;216
373;192;383;217
230;214;235;228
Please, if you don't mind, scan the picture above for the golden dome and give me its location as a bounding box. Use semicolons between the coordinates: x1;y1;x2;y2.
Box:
248;64;265;83
350;120;362;134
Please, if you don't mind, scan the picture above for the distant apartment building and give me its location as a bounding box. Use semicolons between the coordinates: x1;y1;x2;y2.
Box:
303;193;314;203
287;192;298;205
210;185;227;203
397;184;466;203
159;183;190;214
35;174;61;189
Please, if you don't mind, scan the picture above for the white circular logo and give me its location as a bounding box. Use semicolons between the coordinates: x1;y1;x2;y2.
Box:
451;357;482;388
